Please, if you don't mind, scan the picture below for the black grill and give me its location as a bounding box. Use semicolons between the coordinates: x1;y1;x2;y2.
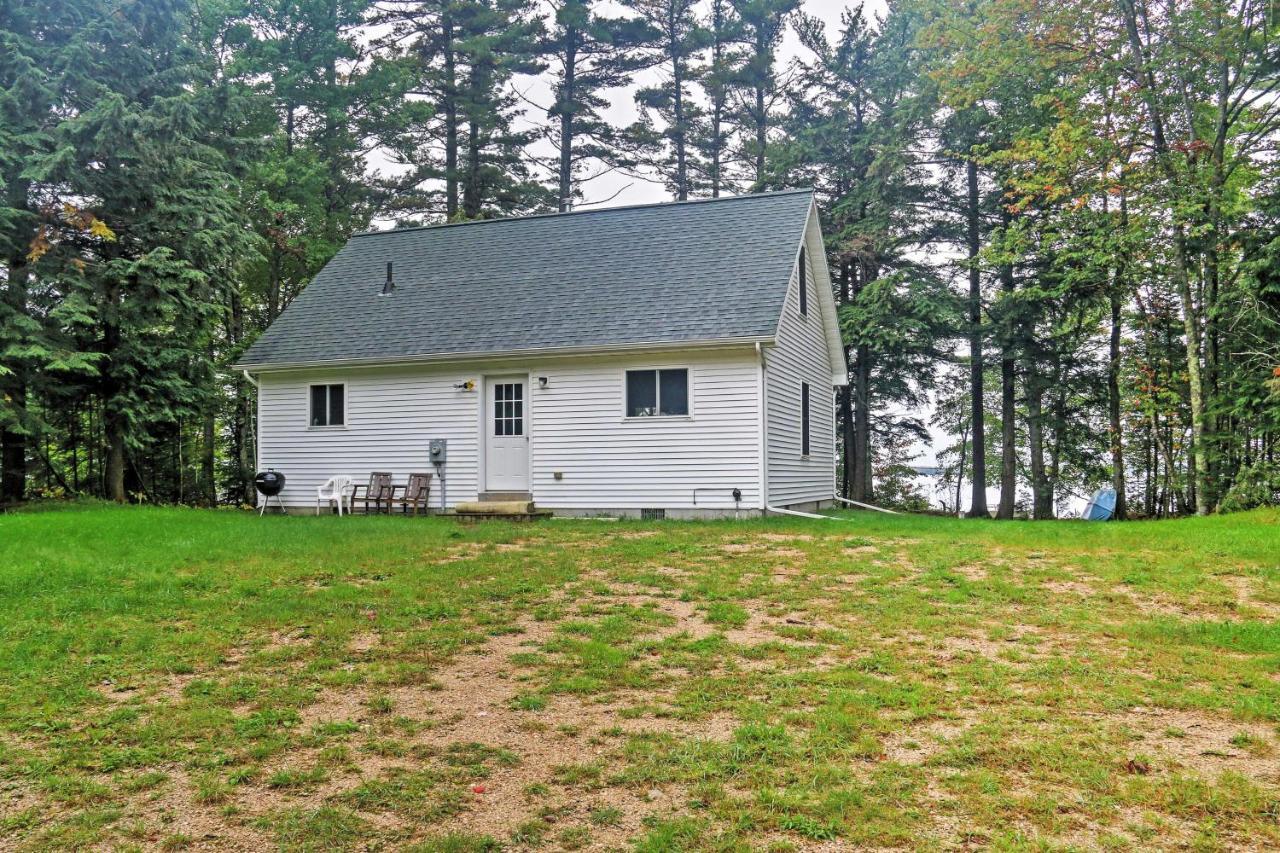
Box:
254;469;286;497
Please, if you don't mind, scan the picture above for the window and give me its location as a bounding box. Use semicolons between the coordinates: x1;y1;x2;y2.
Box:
798;246;808;316
309;384;345;427
625;369;689;417
801;382;810;456
493;382;524;436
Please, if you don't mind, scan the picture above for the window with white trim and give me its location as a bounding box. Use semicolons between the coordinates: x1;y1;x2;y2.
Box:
493;382;524;436
309;383;345;427
625;369;688;417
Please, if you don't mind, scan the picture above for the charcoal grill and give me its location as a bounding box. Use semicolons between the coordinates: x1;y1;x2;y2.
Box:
254;469;287;515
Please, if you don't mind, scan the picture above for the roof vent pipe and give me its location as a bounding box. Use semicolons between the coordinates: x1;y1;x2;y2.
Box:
381;261;395;295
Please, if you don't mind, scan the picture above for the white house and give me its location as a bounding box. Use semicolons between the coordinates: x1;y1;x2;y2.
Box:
235;189;847;517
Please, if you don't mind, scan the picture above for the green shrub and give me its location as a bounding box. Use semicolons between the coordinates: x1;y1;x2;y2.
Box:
1219;461;1280;513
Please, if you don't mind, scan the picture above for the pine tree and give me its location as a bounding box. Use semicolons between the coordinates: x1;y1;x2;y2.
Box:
456;0;552;217
690;0;743;197
624;0;709;200
729;0;798;188
541;0;658;211
780;4;949;504
238;0;384;320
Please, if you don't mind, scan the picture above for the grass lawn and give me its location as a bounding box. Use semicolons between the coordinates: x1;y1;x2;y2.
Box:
2;505;1280;851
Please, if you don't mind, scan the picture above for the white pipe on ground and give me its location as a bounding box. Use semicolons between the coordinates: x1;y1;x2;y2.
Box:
833;496;900;515
765;505;843;521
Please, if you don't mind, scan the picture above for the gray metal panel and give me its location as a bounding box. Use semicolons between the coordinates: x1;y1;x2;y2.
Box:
239;189;813;368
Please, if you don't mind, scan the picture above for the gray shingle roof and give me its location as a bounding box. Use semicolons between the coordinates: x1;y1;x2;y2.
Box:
237;188;814;369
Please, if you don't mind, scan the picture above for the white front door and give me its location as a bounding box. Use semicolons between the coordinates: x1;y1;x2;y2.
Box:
484;375;529;492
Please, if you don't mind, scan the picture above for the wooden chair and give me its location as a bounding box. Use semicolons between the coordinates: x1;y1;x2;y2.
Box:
394;472;433;516
351;471;394;514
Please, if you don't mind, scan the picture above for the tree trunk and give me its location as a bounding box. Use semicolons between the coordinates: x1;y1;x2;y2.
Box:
202;406;216;506
266;245;282;322
708;0;726;197
2;177;32;503
852;347;872;501
753;78;766;185
102;278;126;502
1120;0;1210;515
1108;288;1127;519
837;261;854;498
996;206;1016;520
442;13;458;218
1026;361;1051;519
105;409;126;503
557;36;577;212
1048;379;1067;517
965;157;988;518
670;27;687;200
1;383;25;503
1175;226;1209;515
463;114;482;218
751;27;767;185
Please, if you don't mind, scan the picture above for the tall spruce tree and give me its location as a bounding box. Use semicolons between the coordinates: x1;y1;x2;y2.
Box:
239;0;384;320
29;0;254;502
456;0;551;217
0;0;84;501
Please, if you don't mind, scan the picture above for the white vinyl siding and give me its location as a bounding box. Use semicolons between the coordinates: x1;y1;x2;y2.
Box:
259;366;482;510
764;214;836;506
532;351;758;511
255;347;761;512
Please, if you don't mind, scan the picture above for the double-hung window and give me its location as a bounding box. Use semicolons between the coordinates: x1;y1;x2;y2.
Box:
309;383;345;427
625;369;689;418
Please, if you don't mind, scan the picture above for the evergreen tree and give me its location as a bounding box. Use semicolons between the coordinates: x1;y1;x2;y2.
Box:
28;0;255;502
689;0;743;197
624;0;708;200
239;0;386;320
456;0;552;217
780;4;950;503
0;0;80;501
541;0;658;211
729;0;798;187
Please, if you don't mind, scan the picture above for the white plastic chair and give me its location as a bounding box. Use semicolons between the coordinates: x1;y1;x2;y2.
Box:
316;476;355;516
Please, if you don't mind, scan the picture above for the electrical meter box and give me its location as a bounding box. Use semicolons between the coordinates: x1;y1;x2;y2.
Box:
428;439;447;464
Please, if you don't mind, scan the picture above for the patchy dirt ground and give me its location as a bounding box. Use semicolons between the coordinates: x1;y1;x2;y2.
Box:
5;509;1280;851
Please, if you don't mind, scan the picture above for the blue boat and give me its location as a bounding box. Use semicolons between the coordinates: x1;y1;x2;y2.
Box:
1082;487;1117;521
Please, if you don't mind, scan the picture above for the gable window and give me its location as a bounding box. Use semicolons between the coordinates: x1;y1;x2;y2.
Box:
626;369;689;417
798;246;808;316
801;382;811;456
309;383;345;427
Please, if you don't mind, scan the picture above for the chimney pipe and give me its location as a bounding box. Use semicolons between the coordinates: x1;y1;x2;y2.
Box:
381;261;395;295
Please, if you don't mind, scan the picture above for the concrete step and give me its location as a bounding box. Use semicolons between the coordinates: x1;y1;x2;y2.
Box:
452;499;551;523
455;499;537;515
